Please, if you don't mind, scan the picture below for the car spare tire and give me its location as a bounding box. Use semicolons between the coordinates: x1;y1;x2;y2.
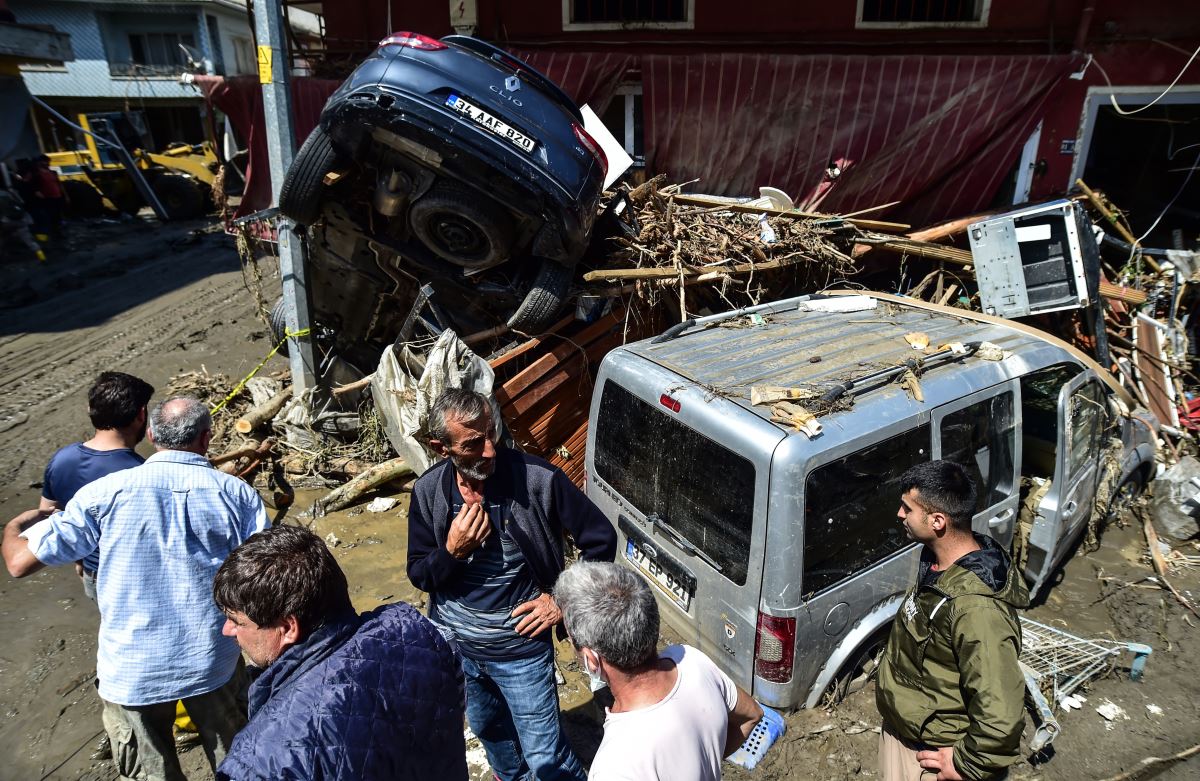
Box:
409;181;515;269
507;258;571;333
279;126;339;225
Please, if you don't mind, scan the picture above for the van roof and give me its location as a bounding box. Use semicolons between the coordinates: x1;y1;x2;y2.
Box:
624;295;1067;422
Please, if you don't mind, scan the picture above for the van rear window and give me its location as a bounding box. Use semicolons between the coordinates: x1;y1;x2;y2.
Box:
594;382;756;585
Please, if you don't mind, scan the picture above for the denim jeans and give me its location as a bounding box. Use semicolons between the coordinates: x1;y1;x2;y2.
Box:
461;646;585;781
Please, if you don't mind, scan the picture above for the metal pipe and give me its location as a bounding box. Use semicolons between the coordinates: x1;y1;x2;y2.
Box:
651;295;817;344
254;0;317;393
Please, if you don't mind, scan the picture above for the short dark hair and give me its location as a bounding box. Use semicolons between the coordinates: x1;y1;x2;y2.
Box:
899;460;977;530
88;372;154;430
213;525;353;635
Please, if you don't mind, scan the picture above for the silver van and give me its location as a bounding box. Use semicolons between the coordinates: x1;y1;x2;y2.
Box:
584;292;1155;710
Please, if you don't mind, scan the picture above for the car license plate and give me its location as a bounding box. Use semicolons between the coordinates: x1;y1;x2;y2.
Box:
626;539;693;611
445;94;536;154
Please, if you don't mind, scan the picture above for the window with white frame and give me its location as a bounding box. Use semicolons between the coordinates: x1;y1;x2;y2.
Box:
114;31;195;76
564;0;694;31
857;0;990;28
599;84;645;166
231;36;256;76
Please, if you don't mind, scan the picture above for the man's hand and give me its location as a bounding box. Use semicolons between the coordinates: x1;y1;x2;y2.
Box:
916;747;963;781
512;592;562;637
445;503;490;559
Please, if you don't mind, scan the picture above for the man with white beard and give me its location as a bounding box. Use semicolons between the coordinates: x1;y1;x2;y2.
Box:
407;388;617;781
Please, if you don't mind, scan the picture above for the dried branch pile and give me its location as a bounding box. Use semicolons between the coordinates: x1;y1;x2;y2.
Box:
582;176;862;314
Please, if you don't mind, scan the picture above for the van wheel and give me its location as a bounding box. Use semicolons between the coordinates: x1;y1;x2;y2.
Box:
1104;474;1145;524
279;126;339;225
826;630;889;706
507;258;571;333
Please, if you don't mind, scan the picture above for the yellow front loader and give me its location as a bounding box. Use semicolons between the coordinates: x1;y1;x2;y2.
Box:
46;112;219;220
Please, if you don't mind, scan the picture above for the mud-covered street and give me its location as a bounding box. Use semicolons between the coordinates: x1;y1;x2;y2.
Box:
1;221;1198;780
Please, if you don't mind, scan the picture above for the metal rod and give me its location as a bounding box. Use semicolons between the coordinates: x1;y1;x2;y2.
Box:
253;0;316;393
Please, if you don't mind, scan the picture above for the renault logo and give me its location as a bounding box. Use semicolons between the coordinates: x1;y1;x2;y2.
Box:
505;75;521;92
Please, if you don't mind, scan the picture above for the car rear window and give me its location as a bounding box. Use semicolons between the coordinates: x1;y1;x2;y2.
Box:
594;382;756;585
803;424;930;599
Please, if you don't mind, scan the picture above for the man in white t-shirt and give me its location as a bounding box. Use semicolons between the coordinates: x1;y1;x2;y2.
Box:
554;561;764;780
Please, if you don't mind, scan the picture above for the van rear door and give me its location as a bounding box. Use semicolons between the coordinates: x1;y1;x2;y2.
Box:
588;371;781;690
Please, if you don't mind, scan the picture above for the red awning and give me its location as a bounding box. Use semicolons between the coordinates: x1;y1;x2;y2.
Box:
194;75;339;218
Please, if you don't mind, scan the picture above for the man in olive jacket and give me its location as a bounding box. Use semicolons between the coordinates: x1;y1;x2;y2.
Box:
876;460;1029;781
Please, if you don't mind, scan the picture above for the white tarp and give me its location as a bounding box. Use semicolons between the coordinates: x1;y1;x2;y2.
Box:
369;331;501;476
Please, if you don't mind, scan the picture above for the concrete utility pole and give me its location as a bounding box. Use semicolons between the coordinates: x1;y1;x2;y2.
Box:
253;0;317;393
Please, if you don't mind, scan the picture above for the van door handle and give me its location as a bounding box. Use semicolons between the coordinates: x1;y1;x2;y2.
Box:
1062;500;1078;517
988;508;1014;527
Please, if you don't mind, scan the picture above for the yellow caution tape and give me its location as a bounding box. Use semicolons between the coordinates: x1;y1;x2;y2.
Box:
210;328;310;415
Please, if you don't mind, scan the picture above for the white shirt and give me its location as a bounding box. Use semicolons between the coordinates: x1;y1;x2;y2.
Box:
589;644;738;781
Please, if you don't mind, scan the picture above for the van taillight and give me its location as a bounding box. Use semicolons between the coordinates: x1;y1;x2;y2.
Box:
379;32;447;50
572;123;609;178
659;393;681;413
754;612;796;683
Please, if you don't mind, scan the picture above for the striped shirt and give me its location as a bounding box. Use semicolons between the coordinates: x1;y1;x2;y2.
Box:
429;494;547;661
22;450;269;706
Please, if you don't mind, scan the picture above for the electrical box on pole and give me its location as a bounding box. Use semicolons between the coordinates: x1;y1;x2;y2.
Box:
253;0;318;393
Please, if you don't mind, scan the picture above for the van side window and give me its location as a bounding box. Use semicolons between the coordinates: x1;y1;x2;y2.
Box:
803;424;930;599
1067;381;1106;479
593;382;757;585
939;391;1015;512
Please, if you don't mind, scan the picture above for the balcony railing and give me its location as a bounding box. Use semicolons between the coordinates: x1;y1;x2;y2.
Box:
109;61;181;78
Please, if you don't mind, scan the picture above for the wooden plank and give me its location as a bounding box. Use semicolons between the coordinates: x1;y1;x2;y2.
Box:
668;193;911;232
496;312;622;404
488;314;575;374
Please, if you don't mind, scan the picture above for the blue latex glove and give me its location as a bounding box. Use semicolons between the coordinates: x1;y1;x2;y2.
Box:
726;705;786;770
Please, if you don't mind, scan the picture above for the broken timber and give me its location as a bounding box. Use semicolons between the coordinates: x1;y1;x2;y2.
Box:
666;193;911;232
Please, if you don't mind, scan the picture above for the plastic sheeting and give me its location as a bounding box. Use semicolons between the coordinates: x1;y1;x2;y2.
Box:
369;330;502;476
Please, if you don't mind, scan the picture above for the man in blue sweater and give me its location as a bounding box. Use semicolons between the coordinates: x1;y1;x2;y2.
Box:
215;525;467;781
407;388;618;781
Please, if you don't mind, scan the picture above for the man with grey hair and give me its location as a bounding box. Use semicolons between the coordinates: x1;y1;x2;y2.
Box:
554;561;764;780
4;396;269;781
407;388;617;781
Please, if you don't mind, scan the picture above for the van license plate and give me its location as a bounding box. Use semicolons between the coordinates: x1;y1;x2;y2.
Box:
627;540;693;611
445;94;536;153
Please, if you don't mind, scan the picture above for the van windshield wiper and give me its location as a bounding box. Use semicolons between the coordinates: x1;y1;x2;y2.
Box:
647;513;723;572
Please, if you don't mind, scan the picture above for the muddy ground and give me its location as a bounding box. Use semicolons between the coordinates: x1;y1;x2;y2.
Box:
1;217;1198;780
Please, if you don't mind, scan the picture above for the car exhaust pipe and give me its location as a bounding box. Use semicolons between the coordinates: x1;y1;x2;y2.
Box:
374;169;412;217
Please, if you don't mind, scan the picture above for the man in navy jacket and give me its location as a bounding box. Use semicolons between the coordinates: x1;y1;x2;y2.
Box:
407;388;617;781
214;525;467;781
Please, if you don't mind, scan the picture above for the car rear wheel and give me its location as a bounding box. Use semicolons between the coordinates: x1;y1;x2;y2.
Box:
279;126;339;225
507;258;572;333
409;182;515;269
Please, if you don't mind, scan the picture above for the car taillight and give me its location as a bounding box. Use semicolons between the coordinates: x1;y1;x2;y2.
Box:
572;123;608;178
379;31;447;50
755;612;796;683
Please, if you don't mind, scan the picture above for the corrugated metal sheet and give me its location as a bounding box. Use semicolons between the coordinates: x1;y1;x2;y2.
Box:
640;53;1075;226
